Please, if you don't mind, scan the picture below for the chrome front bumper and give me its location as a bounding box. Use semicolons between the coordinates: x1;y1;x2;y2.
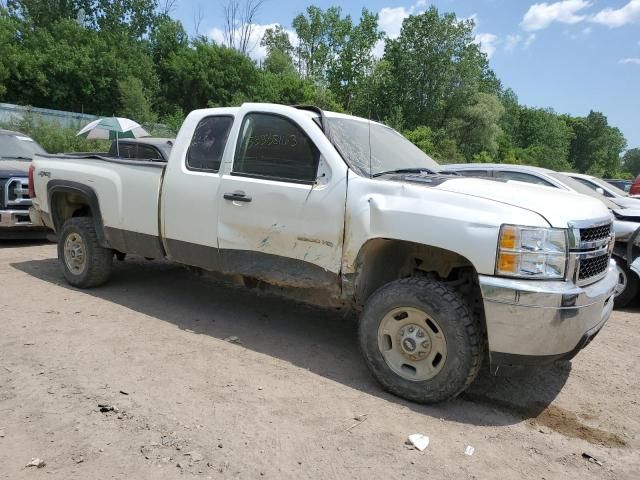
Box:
479;262;617;373
0;209;33;228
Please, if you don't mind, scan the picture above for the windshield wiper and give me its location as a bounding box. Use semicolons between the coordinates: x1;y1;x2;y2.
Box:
0;156;33;160
372;168;437;178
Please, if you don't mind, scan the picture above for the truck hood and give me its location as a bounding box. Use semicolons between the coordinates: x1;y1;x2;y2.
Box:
400;175;612;228
0;159;30;178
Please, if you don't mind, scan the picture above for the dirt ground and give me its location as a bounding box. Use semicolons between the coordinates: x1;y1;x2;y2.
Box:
0;242;638;480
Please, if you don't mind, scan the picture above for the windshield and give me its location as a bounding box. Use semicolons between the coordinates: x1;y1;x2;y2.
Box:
0;133;47;159
549;172;619;210
588;176;629;197
326;117;440;177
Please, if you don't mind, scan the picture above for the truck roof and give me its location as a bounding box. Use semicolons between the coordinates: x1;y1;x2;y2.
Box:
187;103;388;129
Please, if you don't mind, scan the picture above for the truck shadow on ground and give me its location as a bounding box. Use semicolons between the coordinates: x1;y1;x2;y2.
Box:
11;256;626;445
0;239;51;249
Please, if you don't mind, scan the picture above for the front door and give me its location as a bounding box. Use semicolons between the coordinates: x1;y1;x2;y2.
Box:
217;110;347;287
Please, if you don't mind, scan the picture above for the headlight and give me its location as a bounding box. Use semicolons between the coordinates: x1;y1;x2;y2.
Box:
496;225;567;279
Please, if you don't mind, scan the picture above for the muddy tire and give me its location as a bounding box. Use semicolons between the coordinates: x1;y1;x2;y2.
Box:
359;277;483;404
58;217;113;288
613;257;639;309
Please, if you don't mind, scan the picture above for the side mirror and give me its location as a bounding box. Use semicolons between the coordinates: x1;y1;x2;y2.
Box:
595;187;605;195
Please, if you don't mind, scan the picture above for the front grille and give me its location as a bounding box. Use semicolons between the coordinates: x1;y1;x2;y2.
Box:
3;177;31;208
580;224;611;244
578;254;610;281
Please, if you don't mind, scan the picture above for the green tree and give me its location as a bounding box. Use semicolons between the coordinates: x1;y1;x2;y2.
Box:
449;92;504;158
380;7;499;130
161;39;259;113
515;107;573;168
566;111;627;176
325;9;382;109
292;6;335;80
117;75;156;123
622;148;640;177
404;125;465;163
261;25;295;75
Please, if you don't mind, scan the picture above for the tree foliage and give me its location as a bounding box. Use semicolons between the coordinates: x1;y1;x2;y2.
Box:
0;2;631;174
622;149;640;177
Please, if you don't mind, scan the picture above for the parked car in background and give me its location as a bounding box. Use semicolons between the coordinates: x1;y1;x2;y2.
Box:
605;178;632;193
442;163;640;307
67;138;174;161
108;138;173;161
30;104;617;403
0;129;49;239
564;172;639;209
629;175;640;197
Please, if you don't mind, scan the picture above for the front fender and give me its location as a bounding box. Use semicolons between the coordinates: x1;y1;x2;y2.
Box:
342;176;550;275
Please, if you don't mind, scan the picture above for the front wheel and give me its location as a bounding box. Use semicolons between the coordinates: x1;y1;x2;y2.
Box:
359;277;483;404
613;257;639;308
58;217;113;288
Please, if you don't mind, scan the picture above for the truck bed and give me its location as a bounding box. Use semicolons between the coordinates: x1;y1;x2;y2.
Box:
31;154;166;257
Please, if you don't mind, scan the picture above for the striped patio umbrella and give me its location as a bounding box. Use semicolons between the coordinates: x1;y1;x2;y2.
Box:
76;117;150;155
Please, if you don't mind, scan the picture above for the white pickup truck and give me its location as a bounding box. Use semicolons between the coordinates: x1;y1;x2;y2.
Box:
29;103;618;403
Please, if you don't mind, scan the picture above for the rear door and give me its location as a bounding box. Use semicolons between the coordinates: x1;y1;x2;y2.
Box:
161;114;235;269
216;108;347;287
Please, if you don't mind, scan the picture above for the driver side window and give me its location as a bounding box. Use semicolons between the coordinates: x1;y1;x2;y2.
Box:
233;113;320;184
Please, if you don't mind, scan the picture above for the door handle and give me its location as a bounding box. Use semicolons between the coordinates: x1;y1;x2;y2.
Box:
224;190;252;202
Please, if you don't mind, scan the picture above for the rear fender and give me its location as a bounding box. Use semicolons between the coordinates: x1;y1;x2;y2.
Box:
47;180;108;246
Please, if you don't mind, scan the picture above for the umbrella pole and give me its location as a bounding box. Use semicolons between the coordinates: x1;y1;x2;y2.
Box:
116;131;119;157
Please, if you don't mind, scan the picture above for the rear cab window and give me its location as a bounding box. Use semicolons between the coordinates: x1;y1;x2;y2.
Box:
186;116;234;172
232;113;320;184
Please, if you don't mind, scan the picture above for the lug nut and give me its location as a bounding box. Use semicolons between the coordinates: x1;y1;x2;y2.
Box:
417;330;424;338
422;341;429;348
408;327;414;333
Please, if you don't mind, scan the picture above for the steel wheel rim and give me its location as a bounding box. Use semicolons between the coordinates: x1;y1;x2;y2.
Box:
377;306;448;382
64;233;87;275
615;263;627;297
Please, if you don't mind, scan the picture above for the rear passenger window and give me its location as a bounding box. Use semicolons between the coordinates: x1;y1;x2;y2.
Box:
187;116;233;172
233;113;320;183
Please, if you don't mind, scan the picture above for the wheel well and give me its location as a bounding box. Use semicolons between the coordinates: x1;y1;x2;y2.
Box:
350;238;484;315
48;184;106;246
50;191;94;231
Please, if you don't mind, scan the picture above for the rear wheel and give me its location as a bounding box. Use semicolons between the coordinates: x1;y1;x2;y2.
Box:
58;217;113;288
613;257;639;308
359;277;483;403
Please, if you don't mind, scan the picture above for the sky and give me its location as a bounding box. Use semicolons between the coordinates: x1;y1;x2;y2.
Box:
170;0;640;149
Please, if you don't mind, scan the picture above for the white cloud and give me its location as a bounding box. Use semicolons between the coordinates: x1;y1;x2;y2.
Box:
524;33;537;48
378;6;411;39
504;34;522;52
591;0;640;27
209;23;298;62
474;32;499;58
582;26;592;34
504;33;535;52
521;0;592;31
619;57;640;64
